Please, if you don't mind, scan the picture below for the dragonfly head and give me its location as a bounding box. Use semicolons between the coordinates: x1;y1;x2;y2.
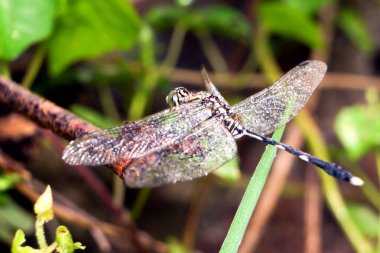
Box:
166;87;190;107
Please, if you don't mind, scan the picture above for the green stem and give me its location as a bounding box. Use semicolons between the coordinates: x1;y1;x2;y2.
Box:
131;188;150;220
112;174;125;208
46;242;58;253
22;44;45;89
128;70;159;120
162;23;188;68
375;152;380;253
35;219;48;249
0;60;10;78
253;25;281;81
196;29;228;72
220;125;285;252
98;86;120;120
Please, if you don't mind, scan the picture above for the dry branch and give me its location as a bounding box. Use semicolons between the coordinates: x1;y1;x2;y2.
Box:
0;76;97;140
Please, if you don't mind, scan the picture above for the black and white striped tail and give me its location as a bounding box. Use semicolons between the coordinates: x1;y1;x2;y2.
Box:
243;129;363;186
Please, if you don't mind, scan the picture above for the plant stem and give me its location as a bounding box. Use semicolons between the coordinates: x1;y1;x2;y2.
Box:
196;29;228;72
253;25;281;81
46;242;58;253
22;44;45;89
131;188;150;220
0;60;10;78
35;219;48;249
220;125;285;253
98;86;120;120
375;152;380;253
162;23;187;68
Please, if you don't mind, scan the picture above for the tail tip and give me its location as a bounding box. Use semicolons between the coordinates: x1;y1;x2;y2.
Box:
349;176;364;186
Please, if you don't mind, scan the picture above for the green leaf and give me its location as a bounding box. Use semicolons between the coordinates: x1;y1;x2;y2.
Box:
146;5;250;42
284;0;331;14
145;5;189;29
347;202;378;238
70;104;120;129
11;230;39;253
0;200;34;242
257;2;324;49
334;104;380;161
34;185;53;223
167;237;188;253
0;173;22;191
11;230;26;253
213;156;241;182
0;0;56;60
337;8;374;54
56;226;85;253
195;6;251;41
48;0;141;76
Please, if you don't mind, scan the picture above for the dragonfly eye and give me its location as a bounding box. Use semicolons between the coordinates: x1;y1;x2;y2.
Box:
166;87;190;107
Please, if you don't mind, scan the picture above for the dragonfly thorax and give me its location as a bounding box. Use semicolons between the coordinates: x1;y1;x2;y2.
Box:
167;87;245;138
201;94;245;138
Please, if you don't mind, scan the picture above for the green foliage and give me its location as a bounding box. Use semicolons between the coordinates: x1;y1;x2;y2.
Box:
167;237;189;253
337;8;374;54
0;173;22;191
257;2;324;49
70;104;120;129
145;5;188;29
195;6;251;41
56;226;85;253
0;201;34;243
12;186;85;253
347;202;379;238
213;156;241;182
334;96;380;161
0;173;34;244
12;230;39;253
48;0;142;75
146;5;250;41
0;0;57;60
284;0;331;14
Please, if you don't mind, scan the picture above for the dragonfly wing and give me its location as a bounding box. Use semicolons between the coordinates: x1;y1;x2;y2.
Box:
233;60;327;136
62;100;213;166
121;118;237;187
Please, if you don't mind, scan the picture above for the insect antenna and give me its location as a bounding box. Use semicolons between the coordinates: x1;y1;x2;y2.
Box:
244;129;363;186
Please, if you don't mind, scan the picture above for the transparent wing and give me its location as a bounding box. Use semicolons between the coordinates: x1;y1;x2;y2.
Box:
62;100;213;166
121;118;237;188
233;60;327;136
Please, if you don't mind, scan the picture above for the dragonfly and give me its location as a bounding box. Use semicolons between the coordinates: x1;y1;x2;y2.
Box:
62;60;363;188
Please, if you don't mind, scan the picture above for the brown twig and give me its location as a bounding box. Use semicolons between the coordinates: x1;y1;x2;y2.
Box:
0;76;128;177
0;76;97;140
182;177;212;249
304;168;322;253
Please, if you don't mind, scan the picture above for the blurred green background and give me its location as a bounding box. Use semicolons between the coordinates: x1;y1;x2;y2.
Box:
0;0;379;252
